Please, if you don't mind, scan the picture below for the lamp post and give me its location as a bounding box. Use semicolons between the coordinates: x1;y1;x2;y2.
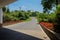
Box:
0;0;16;27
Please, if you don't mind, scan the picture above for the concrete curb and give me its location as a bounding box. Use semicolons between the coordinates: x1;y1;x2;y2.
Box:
37;24;51;40
40;24;60;40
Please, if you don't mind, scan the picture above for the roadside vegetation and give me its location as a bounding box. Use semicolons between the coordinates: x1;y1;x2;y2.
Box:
36;12;55;30
38;0;60;33
3;0;60;33
37;5;60;33
3;7;38;25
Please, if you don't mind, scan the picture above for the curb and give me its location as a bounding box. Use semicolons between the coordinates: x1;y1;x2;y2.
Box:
40;24;60;40
37;24;51;40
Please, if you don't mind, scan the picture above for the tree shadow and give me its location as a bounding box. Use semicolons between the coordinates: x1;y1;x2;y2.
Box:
0;28;43;40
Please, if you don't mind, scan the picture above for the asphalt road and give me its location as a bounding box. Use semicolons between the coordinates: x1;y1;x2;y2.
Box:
3;17;50;40
5;17;41;30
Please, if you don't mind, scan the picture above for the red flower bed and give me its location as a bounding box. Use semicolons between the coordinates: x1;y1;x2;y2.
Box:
40;22;54;30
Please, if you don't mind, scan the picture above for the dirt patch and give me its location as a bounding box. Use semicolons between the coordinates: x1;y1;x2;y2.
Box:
3;20;23;26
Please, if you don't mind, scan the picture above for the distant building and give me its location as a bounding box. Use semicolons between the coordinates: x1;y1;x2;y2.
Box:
0;0;16;27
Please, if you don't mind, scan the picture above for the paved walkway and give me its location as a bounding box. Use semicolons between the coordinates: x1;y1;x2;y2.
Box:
3;17;50;40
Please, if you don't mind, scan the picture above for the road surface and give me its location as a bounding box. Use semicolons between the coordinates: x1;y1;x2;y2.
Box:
3;17;50;40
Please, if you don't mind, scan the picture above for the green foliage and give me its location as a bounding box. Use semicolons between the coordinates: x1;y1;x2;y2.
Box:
37;18;43;22
41;0;60;32
3;7;43;23
47;13;56;23
3;12;10;22
41;0;60;13
6;8;10;13
54;4;60;32
2;7;6;12
36;13;49;22
36;12;56;23
3;7;31;22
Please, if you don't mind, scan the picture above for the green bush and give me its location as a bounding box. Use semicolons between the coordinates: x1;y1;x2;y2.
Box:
3;10;30;22
54;4;60;32
3;12;11;22
46;13;56;23
43;19;48;22
36;13;48;22
37;18;43;22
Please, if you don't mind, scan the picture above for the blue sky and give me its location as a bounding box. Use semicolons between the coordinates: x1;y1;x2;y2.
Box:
7;0;43;12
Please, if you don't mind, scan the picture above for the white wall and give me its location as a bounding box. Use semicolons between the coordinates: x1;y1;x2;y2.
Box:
0;8;3;24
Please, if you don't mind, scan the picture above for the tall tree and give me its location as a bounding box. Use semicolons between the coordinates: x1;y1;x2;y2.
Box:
6;8;10;13
41;0;60;13
54;4;60;33
2;7;6;12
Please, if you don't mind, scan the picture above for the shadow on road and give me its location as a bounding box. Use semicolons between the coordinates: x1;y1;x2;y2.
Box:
0;28;43;40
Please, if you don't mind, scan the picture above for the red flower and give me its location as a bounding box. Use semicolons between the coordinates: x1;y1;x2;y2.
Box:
40;22;53;29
